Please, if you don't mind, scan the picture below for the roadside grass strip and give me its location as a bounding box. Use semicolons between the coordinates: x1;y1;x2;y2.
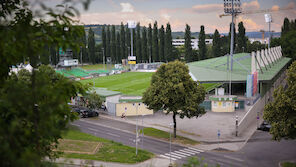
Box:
60;127;154;164
281;162;296;167
139;127;200;145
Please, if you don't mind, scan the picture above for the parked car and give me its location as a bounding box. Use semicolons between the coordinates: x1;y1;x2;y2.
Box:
258;121;271;131
80;109;99;118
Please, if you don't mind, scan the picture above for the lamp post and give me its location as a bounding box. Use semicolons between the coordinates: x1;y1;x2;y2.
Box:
264;14;272;49
224;0;241;96
169;123;174;165
133;103;141;155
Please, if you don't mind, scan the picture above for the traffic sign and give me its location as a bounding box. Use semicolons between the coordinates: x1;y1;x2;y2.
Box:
217;130;221;139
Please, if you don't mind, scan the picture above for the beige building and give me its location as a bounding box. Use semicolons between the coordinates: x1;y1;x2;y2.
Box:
116;97;153;117
209;95;237;112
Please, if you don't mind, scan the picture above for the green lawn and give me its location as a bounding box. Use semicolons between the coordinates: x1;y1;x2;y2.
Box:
80;72;153;96
59;127;154;163
81;64;113;70
140;127;199;145
80;72;219;96
282;162;296;167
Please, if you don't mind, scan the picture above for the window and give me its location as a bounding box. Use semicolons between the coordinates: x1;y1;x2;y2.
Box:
213;101;217;107
223;102;226;108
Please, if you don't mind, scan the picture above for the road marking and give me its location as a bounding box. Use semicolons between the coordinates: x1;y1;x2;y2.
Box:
223;155;244;162
177;150;197;155
107;132;120;137
187;147;204;152
164;153;182;159
173;151;192;156
71;123;81;127
182;149;200;154
87;127;98;131
170;152;187;158
159;155;176;161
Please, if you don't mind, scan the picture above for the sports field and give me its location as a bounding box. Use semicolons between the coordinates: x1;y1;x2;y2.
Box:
80;72;219;96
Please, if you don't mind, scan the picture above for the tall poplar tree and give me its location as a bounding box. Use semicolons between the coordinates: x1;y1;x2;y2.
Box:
111;25;116;63
120;23;126;59
142;27;148;62
165;23;173;62
102;26;106;64
184;24;192;62
212;29;221;58
116;32;121;63
88;28;96;64
148;23;153;62
132;28;136;57
126;25;131;57
237;21;247;53
136;23;142;63
159;25;165;62
106;26;111;60
152;21;159;62
198;25;207;60
282;17;290;36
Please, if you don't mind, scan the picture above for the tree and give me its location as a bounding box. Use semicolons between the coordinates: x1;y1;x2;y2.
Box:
116;32;121;63
88;28;96;64
212;29;221;58
159;25;165;62
132;28;136;57
165;23;173;62
120;23;126;59
106;26;111;60
85;92;102;110
0;1;89;165
142;61;206;138
136;23;142;63
198;25;207;60
281;17;290;36
148;23;153;62
184;24;193;62
264;61;296;140
228;23;237;53
152;21;159;62
237;21;247;53
102;26;107;64
111;25;116;63
142;26;148;63
281;30;296;60
126;25;131;57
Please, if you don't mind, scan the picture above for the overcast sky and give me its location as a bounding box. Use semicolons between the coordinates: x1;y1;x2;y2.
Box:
41;0;296;33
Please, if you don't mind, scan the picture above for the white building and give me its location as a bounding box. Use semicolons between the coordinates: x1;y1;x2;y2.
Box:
248;38;269;45
172;39;213;50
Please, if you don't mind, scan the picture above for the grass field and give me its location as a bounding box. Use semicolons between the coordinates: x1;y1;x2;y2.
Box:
59;126;154;163
80;72;220;96
80;64;113;70
139;127;199;145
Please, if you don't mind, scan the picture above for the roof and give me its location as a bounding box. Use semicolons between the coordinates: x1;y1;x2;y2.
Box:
119;96;142;103
91;87;121;97
188;53;291;83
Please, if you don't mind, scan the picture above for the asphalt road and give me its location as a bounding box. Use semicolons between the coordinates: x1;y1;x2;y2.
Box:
72;118;296;167
71;119;245;167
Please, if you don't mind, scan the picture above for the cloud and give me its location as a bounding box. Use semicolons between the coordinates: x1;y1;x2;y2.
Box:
192;4;223;13
120;3;134;13
242;0;260;10
271;5;280;11
237;16;263;31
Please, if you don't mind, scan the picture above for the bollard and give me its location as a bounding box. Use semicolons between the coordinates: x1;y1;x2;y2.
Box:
235;116;238;137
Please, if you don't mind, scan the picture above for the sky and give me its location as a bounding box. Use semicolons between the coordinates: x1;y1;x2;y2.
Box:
42;0;296;33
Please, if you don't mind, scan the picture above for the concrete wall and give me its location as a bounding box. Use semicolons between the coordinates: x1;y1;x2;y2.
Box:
116;103;153;117
211;101;235;112
106;102;116;116
237;70;287;136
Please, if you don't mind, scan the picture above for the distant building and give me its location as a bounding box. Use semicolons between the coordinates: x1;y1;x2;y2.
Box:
248;38;269;45
172;39;213;50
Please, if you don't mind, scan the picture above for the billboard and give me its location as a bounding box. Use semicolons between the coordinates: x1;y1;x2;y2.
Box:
64;59;78;66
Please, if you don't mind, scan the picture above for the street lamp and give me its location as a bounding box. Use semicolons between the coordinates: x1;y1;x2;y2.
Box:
169;123;174;165
264;14;272;49
133;103;141;155
224;0;241;96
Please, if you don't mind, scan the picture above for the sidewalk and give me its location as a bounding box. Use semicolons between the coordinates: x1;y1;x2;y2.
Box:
51;157;172;167
97;109;258;152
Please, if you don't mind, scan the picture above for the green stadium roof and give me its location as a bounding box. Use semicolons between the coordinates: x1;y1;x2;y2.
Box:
188;53;291;83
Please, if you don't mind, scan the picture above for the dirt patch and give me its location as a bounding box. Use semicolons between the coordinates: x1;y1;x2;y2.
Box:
56;139;103;154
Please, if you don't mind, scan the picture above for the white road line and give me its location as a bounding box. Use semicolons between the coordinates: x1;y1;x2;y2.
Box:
177;149;196;155
87;127;98;131
170;152;187;158
174;151;192;156
164;153;182;159
159;155;176;161
223;155;244;162
187;147;204;152
183;148;200;154
107;132;120;137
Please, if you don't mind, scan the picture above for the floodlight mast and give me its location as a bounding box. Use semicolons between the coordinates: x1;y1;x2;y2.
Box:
223;0;241;96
